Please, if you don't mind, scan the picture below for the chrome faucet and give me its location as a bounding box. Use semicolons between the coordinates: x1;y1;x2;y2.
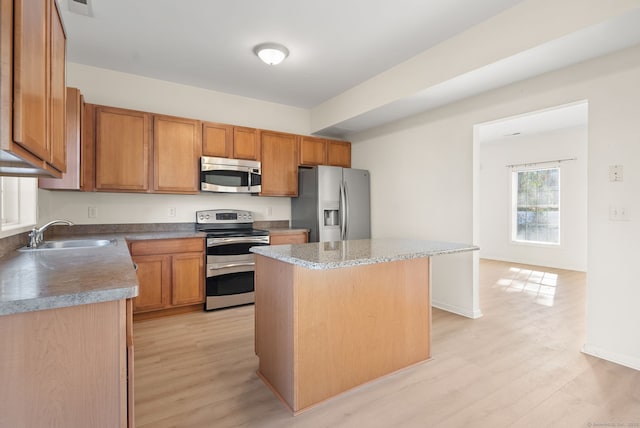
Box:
27;220;74;248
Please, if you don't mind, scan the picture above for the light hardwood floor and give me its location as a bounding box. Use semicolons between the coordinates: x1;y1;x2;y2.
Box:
134;259;640;427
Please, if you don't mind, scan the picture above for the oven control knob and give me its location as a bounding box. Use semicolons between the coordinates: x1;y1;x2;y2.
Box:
205;214;210;219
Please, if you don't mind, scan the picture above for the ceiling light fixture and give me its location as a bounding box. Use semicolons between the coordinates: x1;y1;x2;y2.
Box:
253;43;289;65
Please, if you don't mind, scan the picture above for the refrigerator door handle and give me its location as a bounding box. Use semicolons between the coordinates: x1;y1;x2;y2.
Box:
340;182;347;240
342;182;349;240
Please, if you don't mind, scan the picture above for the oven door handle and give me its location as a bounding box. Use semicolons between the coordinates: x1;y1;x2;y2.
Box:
207;262;255;277
207;237;269;246
209;262;255;270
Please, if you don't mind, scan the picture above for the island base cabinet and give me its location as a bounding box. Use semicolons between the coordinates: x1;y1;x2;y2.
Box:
0;300;132;428
255;255;431;414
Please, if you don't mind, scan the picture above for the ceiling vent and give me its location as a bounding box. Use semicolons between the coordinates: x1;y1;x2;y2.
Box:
68;0;93;17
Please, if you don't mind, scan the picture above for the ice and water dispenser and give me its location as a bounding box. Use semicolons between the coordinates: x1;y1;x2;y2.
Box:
324;209;339;226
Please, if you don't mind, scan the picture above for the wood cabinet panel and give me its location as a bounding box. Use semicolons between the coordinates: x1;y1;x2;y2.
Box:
39;87;81;189
299;136;326;166
270;231;308;245
153;115;201;193
172;252;205;306
95;106;151;191
12;0;49;161
202;122;232;158
0;300;129;427
132;254;171;312
326;140;351;168
48;1;66;172
234;127;260;160
2;0;66;177
130;238;205;315
261;131;298;197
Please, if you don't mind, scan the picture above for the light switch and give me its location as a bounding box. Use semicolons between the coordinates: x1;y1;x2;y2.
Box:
609;205;629;221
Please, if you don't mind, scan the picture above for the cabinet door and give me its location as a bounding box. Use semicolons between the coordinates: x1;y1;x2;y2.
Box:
12;0;49;161
233;127;260;160
202;122;232;157
95;106;151;191
326;140;351;168
153;115;201;194
171;252;204;306
132;254;171;313
48;1;66;172
299;136;326;166
39;87;80;190
260;131;298;196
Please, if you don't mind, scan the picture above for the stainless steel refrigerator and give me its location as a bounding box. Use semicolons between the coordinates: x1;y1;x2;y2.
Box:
291;166;370;242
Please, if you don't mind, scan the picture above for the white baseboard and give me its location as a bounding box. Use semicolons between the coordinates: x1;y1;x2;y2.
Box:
581;343;640;371
432;300;483;319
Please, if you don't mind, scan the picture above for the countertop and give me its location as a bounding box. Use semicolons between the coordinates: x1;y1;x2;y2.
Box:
251;238;479;270
0;231;205;316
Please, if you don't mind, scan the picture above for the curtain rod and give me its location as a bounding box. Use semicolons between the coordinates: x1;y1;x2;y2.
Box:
506;157;577;168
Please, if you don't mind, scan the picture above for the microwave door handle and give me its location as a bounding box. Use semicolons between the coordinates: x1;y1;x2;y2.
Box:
247;167;252;192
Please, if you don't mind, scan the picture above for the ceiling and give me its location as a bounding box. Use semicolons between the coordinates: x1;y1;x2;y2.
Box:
59;1;640;138
59;0;526;109
477;101;588;144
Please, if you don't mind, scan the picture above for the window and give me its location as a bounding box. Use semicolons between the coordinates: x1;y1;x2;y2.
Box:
0;177;37;237
512;167;560;245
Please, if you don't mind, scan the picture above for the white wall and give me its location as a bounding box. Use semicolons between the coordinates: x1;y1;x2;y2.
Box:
479;126;588;271
38;63;312;224
37;191;289;225
351;44;640;370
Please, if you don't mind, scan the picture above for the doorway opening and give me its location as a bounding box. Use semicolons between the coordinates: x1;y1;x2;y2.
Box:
472;100;588;310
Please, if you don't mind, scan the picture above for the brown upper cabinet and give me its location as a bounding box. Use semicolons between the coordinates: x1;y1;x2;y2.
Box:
0;0;67;177
202;122;232;158
40;87;85;190
94;107;202;194
153;115;201;194
202;122;260;161
298;136;326;166
260;130;299;197
326;140;351;168
299;137;351;168
233;127;260;160
95;106;151;192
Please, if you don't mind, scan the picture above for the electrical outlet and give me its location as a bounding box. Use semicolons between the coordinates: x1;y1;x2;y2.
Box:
609;165;623;182
168;207;176;217
88;206;97;218
266;207;272;216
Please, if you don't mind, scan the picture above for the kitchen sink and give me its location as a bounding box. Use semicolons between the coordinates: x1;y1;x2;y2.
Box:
18;239;115;251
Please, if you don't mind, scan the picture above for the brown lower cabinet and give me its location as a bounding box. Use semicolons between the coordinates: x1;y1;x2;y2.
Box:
269;230;309;245
0;299;134;427
129;238;205;315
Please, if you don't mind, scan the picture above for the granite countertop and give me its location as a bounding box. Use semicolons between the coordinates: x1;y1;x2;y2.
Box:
251;238;479;270
0;230;207;316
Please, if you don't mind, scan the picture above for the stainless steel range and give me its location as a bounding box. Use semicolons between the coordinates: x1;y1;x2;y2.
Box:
196;209;269;310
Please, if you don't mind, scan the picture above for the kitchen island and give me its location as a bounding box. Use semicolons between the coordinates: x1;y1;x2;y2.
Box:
250;238;478;414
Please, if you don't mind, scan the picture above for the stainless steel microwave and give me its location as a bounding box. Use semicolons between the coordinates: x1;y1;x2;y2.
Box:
200;156;261;194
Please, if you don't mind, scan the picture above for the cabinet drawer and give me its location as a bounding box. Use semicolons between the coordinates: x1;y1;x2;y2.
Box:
270;231;308;245
129;238;204;256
